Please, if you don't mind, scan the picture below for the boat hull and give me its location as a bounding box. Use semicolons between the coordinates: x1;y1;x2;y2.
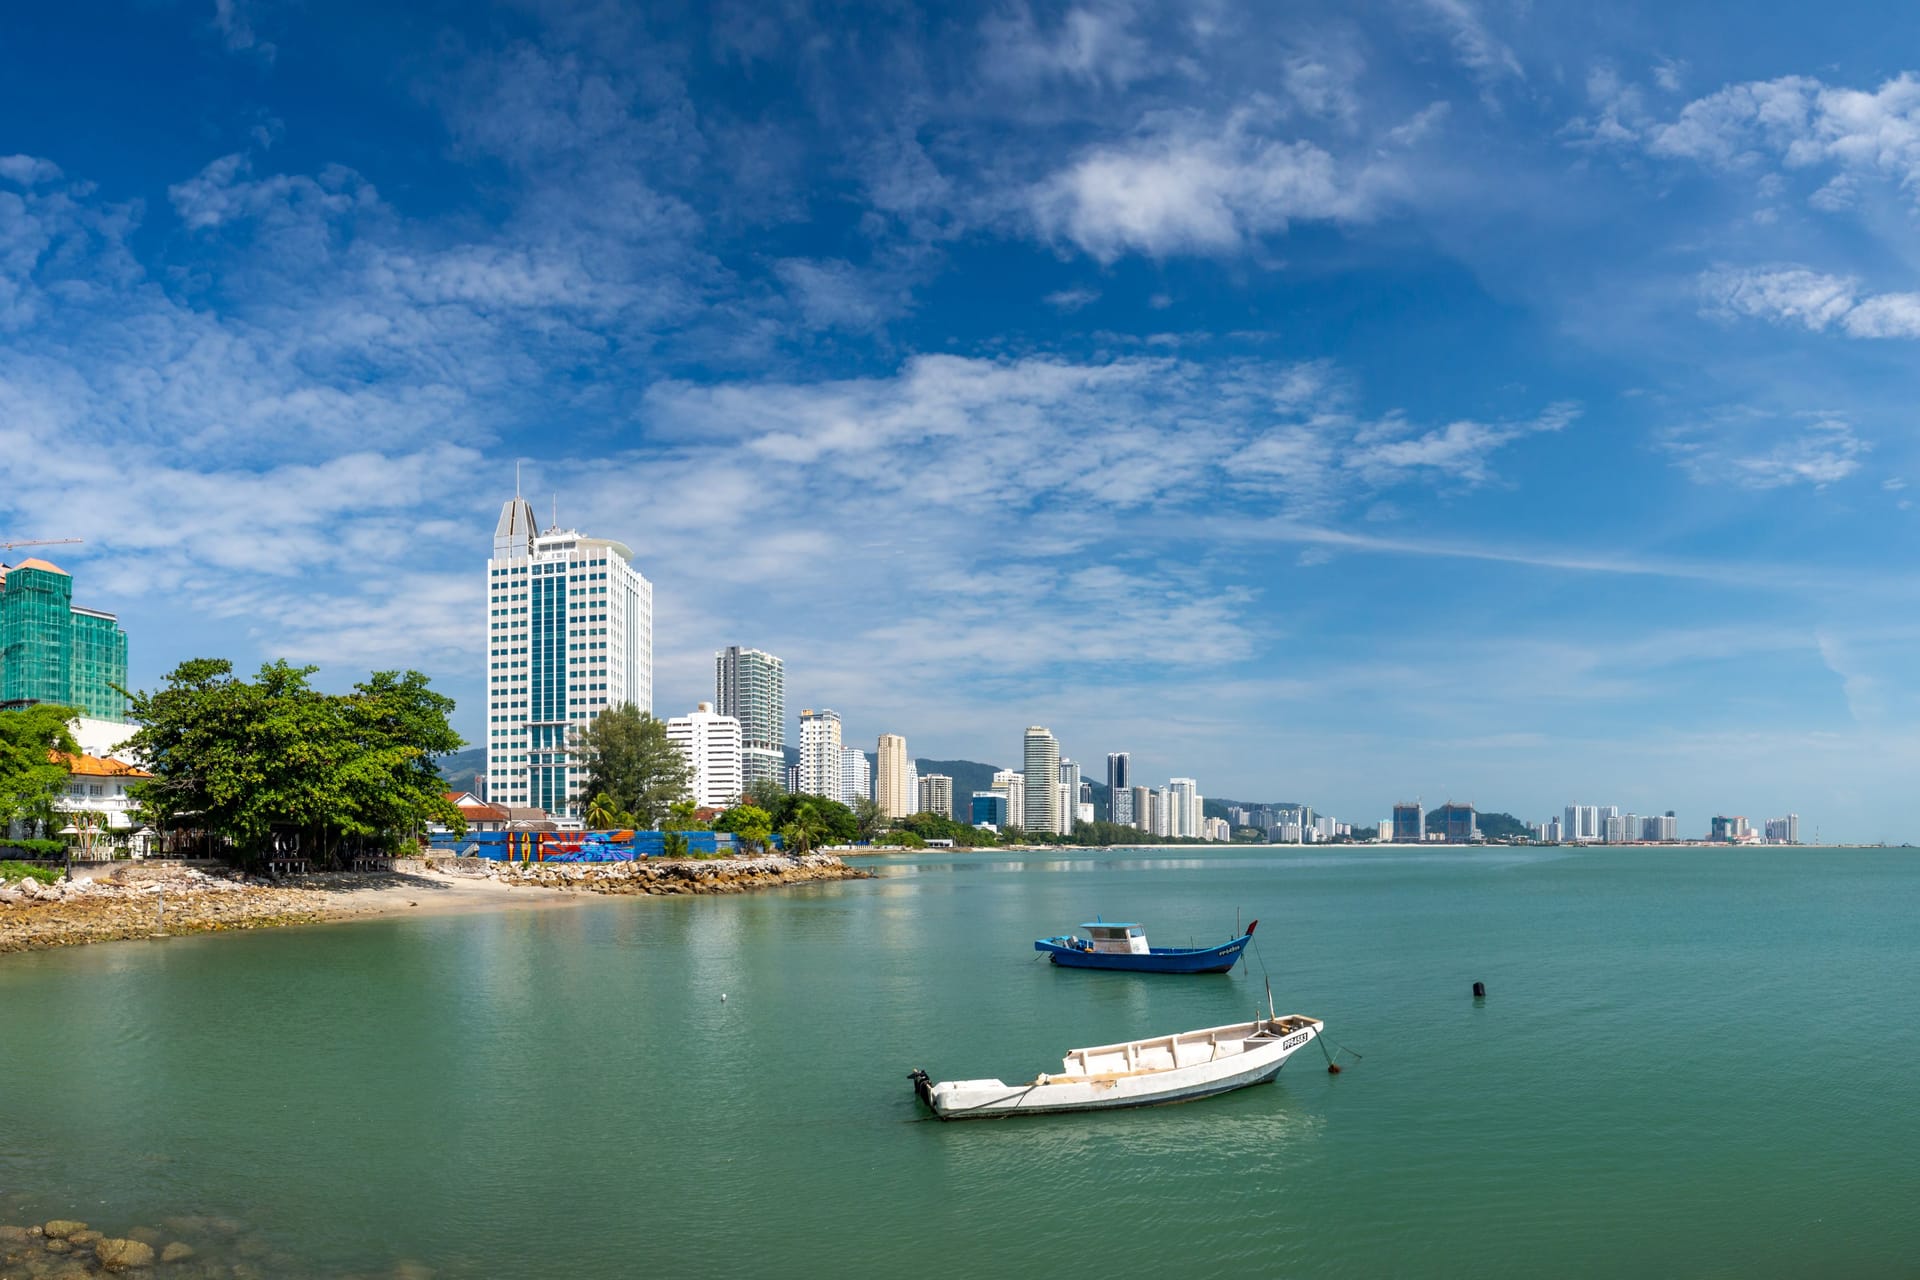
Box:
914;1017;1322;1120
1034;935;1252;973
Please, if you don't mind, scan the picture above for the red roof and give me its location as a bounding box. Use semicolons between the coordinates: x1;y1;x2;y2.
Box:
53;751;150;778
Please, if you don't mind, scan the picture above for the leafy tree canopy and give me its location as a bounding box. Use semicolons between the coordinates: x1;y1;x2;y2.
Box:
0;704;80;833
715;804;774;848
575;703;693;829
124;659;464;864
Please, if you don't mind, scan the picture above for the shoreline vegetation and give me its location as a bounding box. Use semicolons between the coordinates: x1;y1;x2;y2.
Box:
0;853;868;956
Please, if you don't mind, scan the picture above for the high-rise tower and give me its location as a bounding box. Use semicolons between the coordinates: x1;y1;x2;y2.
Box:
876;733;913;819
715;646;786;794
1106;752;1132;825
0;559;128;722
1023;726;1060;836
799;708;843;802
485;493;653;819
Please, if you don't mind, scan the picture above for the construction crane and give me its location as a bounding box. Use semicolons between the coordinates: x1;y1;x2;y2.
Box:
0;537;82;552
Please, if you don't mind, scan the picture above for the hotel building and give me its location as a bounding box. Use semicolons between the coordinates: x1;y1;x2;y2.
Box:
485;494;654;819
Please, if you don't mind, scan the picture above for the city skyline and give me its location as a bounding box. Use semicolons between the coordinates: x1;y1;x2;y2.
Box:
4;3;1912;839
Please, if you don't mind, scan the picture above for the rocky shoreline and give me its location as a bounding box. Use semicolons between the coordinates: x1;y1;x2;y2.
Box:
0;854;869;955
437;851;871;895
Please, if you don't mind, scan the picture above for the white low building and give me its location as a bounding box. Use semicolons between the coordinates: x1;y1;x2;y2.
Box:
665;702;744;809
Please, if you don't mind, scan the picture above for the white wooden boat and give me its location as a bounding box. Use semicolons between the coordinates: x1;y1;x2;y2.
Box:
910;1013;1324;1119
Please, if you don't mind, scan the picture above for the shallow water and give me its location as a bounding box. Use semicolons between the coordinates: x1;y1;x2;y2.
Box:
3;845;1917;1277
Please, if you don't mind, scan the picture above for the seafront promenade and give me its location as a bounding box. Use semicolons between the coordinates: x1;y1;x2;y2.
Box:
0;853;867;954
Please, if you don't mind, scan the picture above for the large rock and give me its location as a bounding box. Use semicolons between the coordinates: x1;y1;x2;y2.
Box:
40;1222;85;1240
95;1237;156;1270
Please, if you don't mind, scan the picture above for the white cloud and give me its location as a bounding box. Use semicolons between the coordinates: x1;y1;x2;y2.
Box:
1700;264;1920;339
0;156;63;187
1639;72;1920;209
979;1;1155;90
1029;105;1385;261
1044;286;1100;311
1662;414;1869;490
1410;0;1523;84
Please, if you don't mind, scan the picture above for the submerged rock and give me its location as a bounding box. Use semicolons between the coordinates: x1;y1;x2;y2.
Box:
96;1237;156;1270
40;1220;84;1239
159;1241;193;1263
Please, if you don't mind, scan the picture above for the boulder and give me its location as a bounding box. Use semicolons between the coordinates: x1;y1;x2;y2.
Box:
95;1238;156;1270
159;1242;193;1263
40;1222;84;1240
0;1225;31;1243
68;1230;102;1246
44;1238;71;1253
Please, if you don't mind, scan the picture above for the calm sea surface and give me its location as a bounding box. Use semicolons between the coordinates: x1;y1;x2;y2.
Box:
3;845;1918;1277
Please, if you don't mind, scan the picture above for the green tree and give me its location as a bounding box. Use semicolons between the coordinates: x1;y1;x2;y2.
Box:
715;803;774;851
574;704;693;830
124;659;464;866
742;778;785;811
661;831;690;860
667;798;710;830
0;704;80;836
850;794;886;842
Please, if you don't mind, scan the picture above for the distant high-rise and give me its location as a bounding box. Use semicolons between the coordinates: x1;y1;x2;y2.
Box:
1564;804;1601;842
799;709;843;801
1391;801;1423;843
1058;759;1082;835
715;646;785;794
971;791;1008;828
1168;778;1200;839
840;745;870;804
875;734;914;819
991;769;1026;829
665;702;743;809
918;773;954;820
486;493;653;818
1435;802;1477;843
1130;785;1151;833
1023;727;1060;836
0;559;128;722
1107;753;1133;825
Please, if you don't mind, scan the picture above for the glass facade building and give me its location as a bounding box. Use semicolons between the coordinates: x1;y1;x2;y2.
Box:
0;560;128;722
486;496;655;820
715;646;785;793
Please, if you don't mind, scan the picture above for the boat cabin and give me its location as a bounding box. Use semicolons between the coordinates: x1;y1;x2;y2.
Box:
1080;923;1150;955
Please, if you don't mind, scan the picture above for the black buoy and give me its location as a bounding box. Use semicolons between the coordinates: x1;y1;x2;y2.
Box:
1472;981;1486;999
1326;1063;1342;1074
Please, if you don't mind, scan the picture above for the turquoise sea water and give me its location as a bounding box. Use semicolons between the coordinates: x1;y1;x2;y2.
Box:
3;845;1918;1277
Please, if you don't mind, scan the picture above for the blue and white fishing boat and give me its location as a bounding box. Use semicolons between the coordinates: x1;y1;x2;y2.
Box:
1034;919;1257;974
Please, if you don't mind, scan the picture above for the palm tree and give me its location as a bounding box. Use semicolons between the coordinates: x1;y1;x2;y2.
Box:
780;810;827;855
661;831;690;860
585;792;616;830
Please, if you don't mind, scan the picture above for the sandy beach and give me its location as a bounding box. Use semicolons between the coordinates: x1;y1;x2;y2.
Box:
0;853;867;954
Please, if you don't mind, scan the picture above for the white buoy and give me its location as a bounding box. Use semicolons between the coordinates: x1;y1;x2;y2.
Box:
721;993;727;1002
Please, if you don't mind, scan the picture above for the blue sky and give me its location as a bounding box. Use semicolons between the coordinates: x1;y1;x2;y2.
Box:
4;1;1920;840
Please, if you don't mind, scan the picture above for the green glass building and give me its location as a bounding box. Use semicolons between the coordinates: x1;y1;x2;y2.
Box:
0;559;129;722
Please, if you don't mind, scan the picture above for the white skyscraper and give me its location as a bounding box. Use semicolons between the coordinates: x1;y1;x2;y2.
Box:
991;768;1025;829
841;745;871;804
1058;759;1081;835
1169;778;1200;839
800;709;843;802
1023;726;1060;836
665;702;743;809
486;492;653;819
918;774;954;820
715;646;785;794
